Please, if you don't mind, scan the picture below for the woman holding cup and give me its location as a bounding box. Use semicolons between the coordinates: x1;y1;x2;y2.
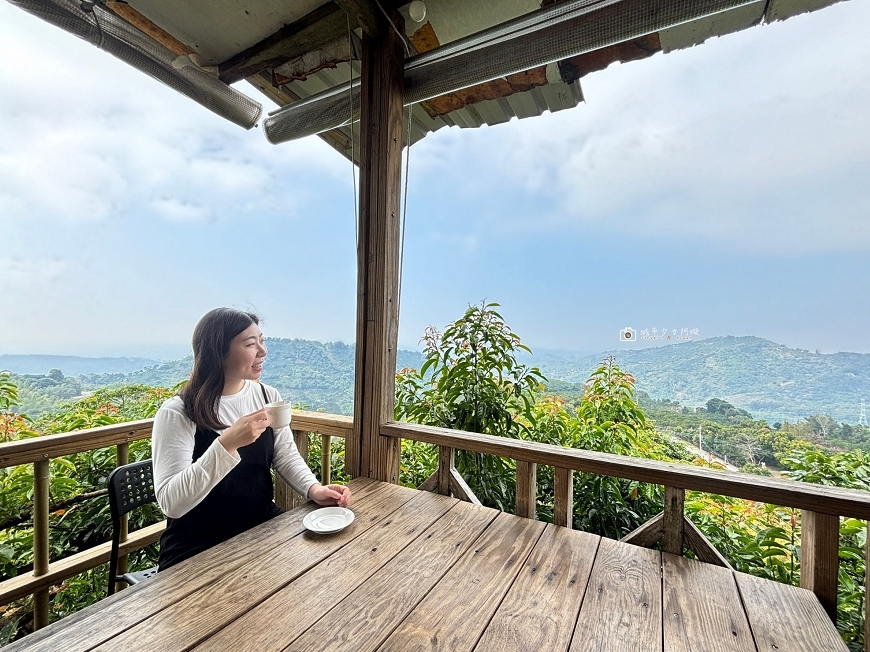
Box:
152;307;351;570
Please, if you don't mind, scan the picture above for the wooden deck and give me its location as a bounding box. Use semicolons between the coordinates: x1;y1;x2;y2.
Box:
7;477;845;652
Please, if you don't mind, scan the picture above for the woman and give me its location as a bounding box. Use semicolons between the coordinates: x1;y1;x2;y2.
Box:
152;307;351;570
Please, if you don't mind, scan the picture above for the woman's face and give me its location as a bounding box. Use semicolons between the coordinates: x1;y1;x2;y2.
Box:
222;323;267;384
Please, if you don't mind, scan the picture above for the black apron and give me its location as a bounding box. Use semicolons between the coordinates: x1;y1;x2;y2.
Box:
158;384;283;570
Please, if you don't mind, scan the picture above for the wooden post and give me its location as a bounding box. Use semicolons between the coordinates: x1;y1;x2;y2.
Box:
33;459;50;629
516;461;537;520
554;467;573;528
321;435;332;486
277;430;310;510
115;443;130;593
801;510;839;622
865;521;868;652
349;12;405;483
662;486;685;555
437;446;454;496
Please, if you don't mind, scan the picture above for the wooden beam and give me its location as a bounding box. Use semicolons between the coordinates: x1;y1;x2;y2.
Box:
334;0;384;37
515;461;537;520
662;486;685;555
0;522;165;606
104;1;194;56
801;510;839;622
219;3;349;84
554;466;573;528
437;446;453;496
621;512;664;548
683;515;732;568
349;12;405;482
381;421;870;520
449;468;481;505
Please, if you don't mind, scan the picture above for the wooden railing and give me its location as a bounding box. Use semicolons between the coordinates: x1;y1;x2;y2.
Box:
3;412;868;643
382;420;870;632
0;411;350;631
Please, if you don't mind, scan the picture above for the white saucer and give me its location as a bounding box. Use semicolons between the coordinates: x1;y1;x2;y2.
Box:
303;507;355;533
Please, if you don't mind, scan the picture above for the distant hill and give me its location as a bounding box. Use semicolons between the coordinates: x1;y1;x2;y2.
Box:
0;354;159;376
79;339;424;416
529;336;870;424
12;336;870;424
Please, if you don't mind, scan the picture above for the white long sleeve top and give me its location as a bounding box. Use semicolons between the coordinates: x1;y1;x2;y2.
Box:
152;380;318;519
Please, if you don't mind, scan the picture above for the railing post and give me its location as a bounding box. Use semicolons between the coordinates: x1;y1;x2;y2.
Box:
115;443;130;593
321;435;332;486
801;510;839;622
33;459;50;629
865;521;869;652
662;486;685;555
554;467;573;528
437;446;454;496
516;461;537;520
276;430;310;510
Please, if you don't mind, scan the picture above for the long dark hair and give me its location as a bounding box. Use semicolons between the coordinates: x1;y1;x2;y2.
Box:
182;308;259;431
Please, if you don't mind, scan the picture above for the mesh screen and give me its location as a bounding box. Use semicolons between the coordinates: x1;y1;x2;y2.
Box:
9;0;262;129
264;0;758;144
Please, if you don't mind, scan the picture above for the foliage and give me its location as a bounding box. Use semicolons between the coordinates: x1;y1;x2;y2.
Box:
0;383;168;644
396;302;546;511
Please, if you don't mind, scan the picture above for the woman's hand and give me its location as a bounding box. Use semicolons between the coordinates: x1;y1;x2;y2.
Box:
218;408;271;456
308;483;352;508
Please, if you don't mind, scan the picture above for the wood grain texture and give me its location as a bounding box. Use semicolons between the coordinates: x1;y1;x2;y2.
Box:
662;486;685;555
2;478;379;652
0;421;152;469
516;460;537;520
449;467;481;505
736;571;848;652
350;20;405;483
569;536;662;652
104;2;194;55
291;411;353;439
621;512;663;548
383;421;870;519
218;2;347;83
437;446;453;496
800;510;840;621
284;500;499;651
91;481;418;652
377;512;546;651
193;487;455;652
554;467;573;528
662;553;754;652
0;522;164;605
683;516;731;568
474;525;600;651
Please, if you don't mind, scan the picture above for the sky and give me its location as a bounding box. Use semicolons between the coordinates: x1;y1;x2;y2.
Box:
1;1;869;360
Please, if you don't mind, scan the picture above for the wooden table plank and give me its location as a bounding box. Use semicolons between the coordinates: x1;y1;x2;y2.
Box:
662;553;755;652
377;511;546;652
474;524;600;652
192;486;460;652
2;476;380;652
569;537;663;652
91;480;418;652
735;571;848;652
285;500;500;652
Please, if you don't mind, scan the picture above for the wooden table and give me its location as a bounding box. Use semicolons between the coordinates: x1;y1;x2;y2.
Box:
8;478;846;651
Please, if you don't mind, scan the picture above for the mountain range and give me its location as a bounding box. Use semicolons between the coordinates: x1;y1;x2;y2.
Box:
5;336;869;424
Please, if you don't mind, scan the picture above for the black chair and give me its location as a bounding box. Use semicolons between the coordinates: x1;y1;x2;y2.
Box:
107;459;159;595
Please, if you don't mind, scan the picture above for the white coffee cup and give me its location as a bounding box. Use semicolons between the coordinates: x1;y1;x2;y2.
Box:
265;400;292;429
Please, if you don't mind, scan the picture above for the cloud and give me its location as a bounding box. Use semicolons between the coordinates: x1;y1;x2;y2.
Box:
0;5;350;229
411;2;870;254
0;256;67;292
